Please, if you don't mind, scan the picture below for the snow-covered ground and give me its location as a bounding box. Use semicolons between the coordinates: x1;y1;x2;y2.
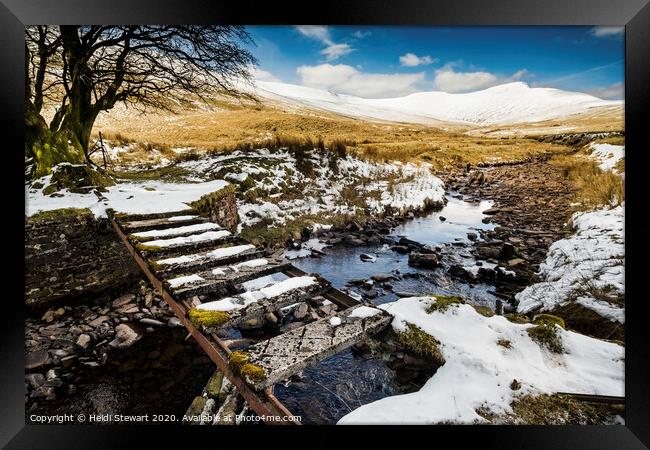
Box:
515;205;624;323
177;148;445;228
25;174;229;219
588;143;625;172
339;296;624;424
29;143;442;228
255;81;620;126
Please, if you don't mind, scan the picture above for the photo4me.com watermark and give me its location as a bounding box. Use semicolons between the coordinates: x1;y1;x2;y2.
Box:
29;413;301;424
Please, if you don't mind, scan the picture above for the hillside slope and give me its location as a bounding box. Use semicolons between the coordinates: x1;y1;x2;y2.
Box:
255;81;621;126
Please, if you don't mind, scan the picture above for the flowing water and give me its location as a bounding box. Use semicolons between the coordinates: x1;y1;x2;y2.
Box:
274;193;499;424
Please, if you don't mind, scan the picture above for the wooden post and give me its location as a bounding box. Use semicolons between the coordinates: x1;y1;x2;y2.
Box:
99;131;107;169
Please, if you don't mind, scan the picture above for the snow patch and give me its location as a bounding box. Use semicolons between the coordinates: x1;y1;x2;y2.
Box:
130;222;220;239
167;274;205;288
339;296;624;424
144;230;230;248
588;143;624;172
515;205;624;323
26;176;229;219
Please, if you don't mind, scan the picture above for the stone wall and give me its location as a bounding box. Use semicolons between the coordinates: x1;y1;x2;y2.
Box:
25;209;140;311
189;184;239;231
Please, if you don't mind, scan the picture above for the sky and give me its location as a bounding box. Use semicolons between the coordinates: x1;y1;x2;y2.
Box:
244;26;624;100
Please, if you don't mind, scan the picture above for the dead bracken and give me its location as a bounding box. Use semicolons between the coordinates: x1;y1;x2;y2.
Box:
527;323;565;354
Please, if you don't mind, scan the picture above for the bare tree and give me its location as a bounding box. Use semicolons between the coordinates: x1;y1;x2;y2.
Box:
25;25;256;178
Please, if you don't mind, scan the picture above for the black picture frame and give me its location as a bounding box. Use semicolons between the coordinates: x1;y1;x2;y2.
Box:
3;0;648;447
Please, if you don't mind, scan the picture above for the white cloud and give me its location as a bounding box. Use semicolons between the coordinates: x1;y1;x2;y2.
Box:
321;43;354;61
250;66;280;82
433;64;530;93
399;53;437;67
591;26;624;38
295;25;354;61
352;30;371;39
511;69;530;80
434;67;498;93
297;63;425;98
586;82;624;100
295;25;333;45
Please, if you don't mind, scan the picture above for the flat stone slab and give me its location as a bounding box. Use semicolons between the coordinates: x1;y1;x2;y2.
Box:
129;222;222;242
113;209;196;222
195;276;331;329
168;256;293;299
122;215;209;233
152;245;266;277
136;232;238;258
242;306;392;390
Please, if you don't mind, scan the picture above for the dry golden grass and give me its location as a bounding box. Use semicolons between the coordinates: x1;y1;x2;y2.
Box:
93;102;576;169
550;153;625;208
469;105;624;138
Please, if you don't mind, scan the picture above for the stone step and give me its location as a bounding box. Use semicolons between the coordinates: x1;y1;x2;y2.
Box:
122;215;211;233
112;208;196;222
168;256;293;300
237;305;392;390
150;244;266;278
129;222;223;242
134;232;240;258
192;275;331;329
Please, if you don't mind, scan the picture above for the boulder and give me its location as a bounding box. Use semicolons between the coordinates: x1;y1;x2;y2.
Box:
371;273;395;282
293;303;309;321
398;237;422;248
408;252;439;269
447;265;471;281
499;243;516;260
390;245;410;254
394;291;419;298
360;253;377;262
108;323;142;349
76;333;91;350
112;294;135;308
26;350;50;370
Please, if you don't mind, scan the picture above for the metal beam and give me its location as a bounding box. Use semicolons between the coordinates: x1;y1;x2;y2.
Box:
109;215;301;425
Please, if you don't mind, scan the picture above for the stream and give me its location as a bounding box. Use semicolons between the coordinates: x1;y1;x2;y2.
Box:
273;193;500;424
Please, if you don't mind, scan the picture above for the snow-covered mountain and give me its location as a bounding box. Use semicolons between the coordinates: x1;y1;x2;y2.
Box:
254;80;621;126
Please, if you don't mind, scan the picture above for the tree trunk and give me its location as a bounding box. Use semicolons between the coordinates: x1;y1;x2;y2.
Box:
26;26;98;179
26;112;87;179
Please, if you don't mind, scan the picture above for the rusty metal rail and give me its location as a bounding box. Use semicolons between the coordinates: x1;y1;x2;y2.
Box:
555;392;625;405
109;214;302;425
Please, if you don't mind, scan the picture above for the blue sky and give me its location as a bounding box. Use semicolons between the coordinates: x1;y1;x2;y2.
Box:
244;26;624;99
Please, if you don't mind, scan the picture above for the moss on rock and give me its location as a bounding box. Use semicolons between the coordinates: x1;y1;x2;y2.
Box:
505;313;530;324
395;322;445;365
228;351;267;382
189;184;236;210
473;305;495;317
47;163;115;194
188;309;230;328
28;207;93;223
135;242;163;252
228;351;250;368
532;313;565;329
205;371;224;398
240;363;266;382
426;294;465;314
184;396;207;418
